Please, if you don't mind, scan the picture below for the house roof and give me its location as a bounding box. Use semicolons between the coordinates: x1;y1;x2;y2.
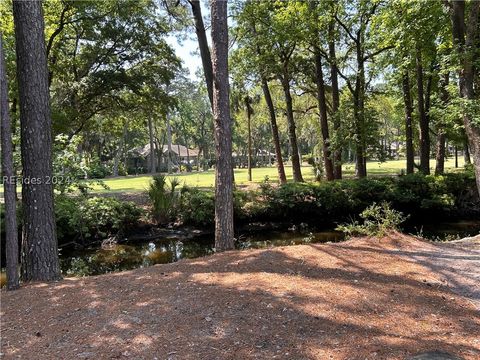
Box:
132;144;199;157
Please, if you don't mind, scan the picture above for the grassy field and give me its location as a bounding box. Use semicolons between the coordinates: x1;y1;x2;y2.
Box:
0;158;466;195
91;158;465;193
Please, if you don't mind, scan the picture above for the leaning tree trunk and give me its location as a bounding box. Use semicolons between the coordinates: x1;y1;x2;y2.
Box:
416;47;430;175
280;70;304;182
211;0;234;251
314;47;334;181
1;32;20;290
261;78;287;184
189;0;213;107
449;0;480;196
402;71;415;174
13;0;61;282
328;20;342;179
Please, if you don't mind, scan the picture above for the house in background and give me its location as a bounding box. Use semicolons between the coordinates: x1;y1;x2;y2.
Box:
128;144;200;174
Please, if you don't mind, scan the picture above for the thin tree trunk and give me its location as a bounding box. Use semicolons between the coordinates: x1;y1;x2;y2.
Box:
464;139;471;165
261;78;287;184
415;47;430;175
314;47;334;181
148;114;156;174
435;73;449;175
280;71;304;182
211;0;234;251
455;146;459;168
166;114;173;174
1;32;20;290
448;0;480;195
245;96;253;182
189;0;213;107
113;121;128;177
13;0;61;282
402;71;415;174
328;20;342;179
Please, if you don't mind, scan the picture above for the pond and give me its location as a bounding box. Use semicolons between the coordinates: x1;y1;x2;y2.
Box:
59;220;480;277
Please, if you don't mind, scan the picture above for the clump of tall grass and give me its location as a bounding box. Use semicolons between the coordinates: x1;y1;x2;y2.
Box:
147;175;181;225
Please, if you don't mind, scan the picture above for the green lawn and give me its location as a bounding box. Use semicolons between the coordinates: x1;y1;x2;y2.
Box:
92;158;465;193
0;158;466;195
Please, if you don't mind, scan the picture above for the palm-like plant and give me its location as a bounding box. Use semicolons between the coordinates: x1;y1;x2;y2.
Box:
148;175;181;225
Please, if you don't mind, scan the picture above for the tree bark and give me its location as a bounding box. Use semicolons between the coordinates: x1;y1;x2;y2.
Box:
113;121;128;177
328;21;342;179
1;32;20;290
402;71;415;174
415;47;430;175
313;47;334;181
435;72;449;175
148;114;156;174
166;114;173;173
280;71;304;182
354;38;367;178
211;0;234;251
245;96;253;182
448;0;480;196
261;78;287;184
13;0;61;282
464;139;471;165
189;0;213;107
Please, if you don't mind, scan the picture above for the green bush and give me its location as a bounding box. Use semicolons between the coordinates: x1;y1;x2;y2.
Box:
179;186;215;227
55;195;143;244
336;202;407;237
147;175;181;224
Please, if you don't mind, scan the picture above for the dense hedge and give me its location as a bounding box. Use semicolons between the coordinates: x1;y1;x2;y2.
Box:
178;171;479;228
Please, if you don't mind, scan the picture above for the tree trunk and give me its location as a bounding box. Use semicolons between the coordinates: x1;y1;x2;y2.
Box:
464;139;471;165
314;47;334;181
148;114;156;174
189;0;213;107
113;121;128;177
448;0;480;196
1;32;20;290
415;47;430;175
328;20;342;179
211;0;234;251
402;71;415;174
354;47;367;178
280;71;304;182
245;96;253;182
435;73;449;175
13;0;61;282
261;78;287;184
166;114;173;174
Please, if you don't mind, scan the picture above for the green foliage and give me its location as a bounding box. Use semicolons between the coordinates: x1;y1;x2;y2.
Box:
179;186;215;227
336;202;407;237
147;175;181;224
55;195;143;244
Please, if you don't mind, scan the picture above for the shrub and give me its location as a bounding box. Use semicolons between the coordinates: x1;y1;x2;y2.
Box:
179;186;215;227
147;175;181;224
55;195;143;245
336;202;407;237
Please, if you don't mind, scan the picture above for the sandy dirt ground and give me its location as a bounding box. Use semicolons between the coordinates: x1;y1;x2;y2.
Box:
1;233;479;360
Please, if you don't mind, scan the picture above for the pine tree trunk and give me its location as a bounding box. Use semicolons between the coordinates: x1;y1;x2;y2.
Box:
402;71;415;174
245;96;253;182
13;0;61;282
148;114;156;174
211;0;234;251
449;0;480;196
1;32;20;290
280;71;304;182
328;20;342;179
314;47;334;181
435;73;449;175
416;47;430;175
190;0;213;107
261;78;287;184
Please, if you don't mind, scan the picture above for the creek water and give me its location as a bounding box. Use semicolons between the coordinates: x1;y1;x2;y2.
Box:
58;220;480;277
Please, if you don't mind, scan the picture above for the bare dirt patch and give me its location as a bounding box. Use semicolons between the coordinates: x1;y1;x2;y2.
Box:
1;233;479;359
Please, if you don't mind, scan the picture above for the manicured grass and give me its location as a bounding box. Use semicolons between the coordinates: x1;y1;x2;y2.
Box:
92;158;465;193
0;158;466;195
